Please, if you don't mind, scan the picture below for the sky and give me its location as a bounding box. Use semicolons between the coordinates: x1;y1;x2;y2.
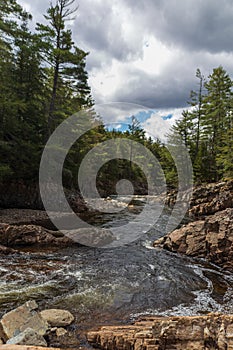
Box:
18;0;233;139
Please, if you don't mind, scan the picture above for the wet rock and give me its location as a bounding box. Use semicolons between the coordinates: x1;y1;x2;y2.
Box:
0;223;73;247
87;314;233;350
65;227;115;247
0;301;48;339
154;208;233;271
40;309;74;327
6;328;47;347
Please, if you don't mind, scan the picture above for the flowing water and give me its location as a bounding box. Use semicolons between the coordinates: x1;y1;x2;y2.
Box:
0;199;233;346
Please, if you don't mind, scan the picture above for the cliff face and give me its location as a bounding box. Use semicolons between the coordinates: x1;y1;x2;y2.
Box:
188;180;233;218
154;180;233;271
88;314;233;350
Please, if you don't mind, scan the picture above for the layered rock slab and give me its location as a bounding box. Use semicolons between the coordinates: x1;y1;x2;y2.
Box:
88;314;233;350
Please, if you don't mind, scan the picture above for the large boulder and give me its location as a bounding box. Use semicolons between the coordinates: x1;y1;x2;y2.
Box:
40;309;74;327
88;314;233;350
0;301;48;340
154;208;233;271
0;223;72;247
6;328;47;347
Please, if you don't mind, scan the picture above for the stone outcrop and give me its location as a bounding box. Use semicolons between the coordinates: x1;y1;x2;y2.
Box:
164;180;233;218
154;180;233;271
40;309;74;327
189;180;233;218
88;314;233;350
154;208;233;271
0;223;73;247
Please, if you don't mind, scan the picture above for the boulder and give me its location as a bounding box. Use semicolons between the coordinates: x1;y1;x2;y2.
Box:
87;314;233;350
154;208;233;271
40;309;74;327
0;301;48;339
6;328;47;347
0;223;72;247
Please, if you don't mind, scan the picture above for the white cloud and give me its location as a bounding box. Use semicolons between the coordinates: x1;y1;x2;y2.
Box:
142;108;184;141
17;0;233;131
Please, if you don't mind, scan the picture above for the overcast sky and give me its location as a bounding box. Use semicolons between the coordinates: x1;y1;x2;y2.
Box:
18;0;233;138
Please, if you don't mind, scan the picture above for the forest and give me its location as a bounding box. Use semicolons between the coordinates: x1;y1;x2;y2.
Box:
0;0;233;196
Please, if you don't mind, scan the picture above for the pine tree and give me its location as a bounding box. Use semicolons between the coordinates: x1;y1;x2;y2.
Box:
201;66;232;181
36;0;92;135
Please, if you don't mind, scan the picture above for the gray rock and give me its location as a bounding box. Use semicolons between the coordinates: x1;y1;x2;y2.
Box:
6;327;47;346
0;301;49;339
40;309;74;327
65;227;115;247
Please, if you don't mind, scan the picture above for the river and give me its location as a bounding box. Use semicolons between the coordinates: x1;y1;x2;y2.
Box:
1;198;233;346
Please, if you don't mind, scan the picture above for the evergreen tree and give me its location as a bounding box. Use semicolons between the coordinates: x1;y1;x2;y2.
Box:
36;0;92;135
201;66;232;181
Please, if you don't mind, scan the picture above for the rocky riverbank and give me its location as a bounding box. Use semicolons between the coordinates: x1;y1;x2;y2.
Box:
0;301;84;349
154;180;233;271
0;301;74;347
87;313;233;349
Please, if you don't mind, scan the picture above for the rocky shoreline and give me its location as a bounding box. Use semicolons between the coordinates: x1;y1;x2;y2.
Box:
154;180;233;272
0;301;78;349
88;313;233;350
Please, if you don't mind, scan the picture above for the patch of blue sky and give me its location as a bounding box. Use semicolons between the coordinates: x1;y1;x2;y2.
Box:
162;114;173;120
105;109;156;132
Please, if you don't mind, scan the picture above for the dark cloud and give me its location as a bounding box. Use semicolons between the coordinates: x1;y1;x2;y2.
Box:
73;0;144;66
18;0;233;110
113;68;192;109
124;0;233;53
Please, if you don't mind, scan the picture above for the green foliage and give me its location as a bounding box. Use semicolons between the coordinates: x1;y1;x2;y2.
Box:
0;0;92;183
169;66;233;184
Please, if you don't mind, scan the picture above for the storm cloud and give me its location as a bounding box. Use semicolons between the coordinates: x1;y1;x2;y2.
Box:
18;0;233;113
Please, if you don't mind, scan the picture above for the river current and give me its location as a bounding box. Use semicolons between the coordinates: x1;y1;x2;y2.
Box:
0;198;233;344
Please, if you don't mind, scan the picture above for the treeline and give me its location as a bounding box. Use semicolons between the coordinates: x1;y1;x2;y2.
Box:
170;67;233;183
0;0;92;182
0;0;232;197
